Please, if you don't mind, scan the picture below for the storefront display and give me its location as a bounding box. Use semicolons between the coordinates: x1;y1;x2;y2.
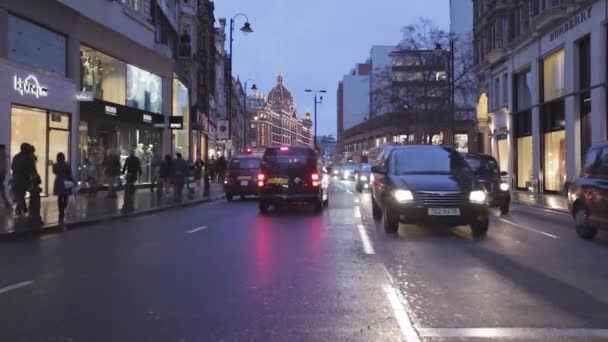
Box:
80;46;126;105
544;130;566;192
127;64;163;114
497;136;509;173
454;133;468;153
172;78;190;159
517;136;533;190
79;100;164;187
10;105;71;196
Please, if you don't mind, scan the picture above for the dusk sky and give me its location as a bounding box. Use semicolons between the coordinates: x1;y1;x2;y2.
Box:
213;0;450;137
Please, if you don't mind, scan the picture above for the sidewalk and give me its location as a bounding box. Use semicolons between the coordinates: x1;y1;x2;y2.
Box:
510;190;568;213
0;182;225;237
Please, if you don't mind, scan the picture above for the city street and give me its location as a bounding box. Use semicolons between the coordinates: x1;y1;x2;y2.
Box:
1;179;608;341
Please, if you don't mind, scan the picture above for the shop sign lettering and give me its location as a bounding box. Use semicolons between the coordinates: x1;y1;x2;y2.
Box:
105;105;117;116
550;7;592;42
13;75;49;98
143;114;153;123
75;91;93;102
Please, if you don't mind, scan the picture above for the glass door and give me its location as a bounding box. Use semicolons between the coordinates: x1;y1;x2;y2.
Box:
47;129;71;195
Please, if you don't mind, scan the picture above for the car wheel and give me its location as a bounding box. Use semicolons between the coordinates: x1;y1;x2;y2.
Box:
500;203;509;215
372;196;382;220
574;206;597;240
382;206;399;233
226;193;233;202
471;216;489;238
259;200;269;214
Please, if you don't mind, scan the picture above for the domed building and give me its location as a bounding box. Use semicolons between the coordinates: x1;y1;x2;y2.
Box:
249;75;313;148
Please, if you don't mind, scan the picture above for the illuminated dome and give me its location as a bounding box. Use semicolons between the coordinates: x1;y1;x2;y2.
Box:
267;75;296;117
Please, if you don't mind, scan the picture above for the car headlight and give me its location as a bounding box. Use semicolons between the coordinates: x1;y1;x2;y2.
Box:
360;175;368;181
344;170;350;177
333;170;339;175
499;183;509;191
394;189;414;203
469;190;487;204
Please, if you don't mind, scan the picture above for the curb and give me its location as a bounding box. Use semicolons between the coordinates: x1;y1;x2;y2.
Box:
0;194;225;241
511;199;569;215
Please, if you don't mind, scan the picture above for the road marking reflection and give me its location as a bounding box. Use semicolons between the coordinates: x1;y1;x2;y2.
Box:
185;226;207;234
0;280;34;295
383;284;421;342
357;224;375;255
417;327;608;339
354;205;361;218
497;218;559;239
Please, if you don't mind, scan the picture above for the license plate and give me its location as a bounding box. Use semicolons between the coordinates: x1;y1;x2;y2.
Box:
428;208;460;216
267;177;288;185
237;176;252;180
240;180;249;186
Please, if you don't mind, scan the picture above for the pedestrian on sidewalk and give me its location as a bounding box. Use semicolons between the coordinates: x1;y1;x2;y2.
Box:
216;154;227;183
150;147;162;192
121;150;142;212
158;154;172;198
0;144;11;209
103;149;121;198
172;153;188;203
193;158;203;195
11;143;36;215
52;152;75;223
209;156;216;182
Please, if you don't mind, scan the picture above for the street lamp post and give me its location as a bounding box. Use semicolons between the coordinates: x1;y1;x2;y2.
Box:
435;38;456;147
243;79;257;150
305;89;327;149
227;13;253;155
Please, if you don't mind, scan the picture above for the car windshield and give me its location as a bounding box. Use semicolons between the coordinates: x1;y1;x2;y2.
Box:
390;147;469;174
229;158;260;170
360;164;372;172
464;156;500;177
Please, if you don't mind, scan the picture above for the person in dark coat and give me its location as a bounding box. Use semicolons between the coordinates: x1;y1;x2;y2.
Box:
216;155;227;182
122;150;142;185
0;144;11;209
158;155;172;197
11;143;37;215
172;153;189;202
52;152;74;223
103;149;121;198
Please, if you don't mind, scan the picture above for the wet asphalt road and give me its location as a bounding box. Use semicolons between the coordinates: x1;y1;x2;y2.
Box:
1;179;608;341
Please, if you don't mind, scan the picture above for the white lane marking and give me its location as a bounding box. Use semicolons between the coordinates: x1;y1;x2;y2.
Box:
417;327;608;339
185;226;207;234
383;284;421;342
0;281;34;295
354;205;361;218
357;224;375;255
333;183;354;195
497;217;559;239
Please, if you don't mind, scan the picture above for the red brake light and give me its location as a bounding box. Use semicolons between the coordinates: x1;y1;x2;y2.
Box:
257;174;265;181
311;173;319;181
280;146;289;152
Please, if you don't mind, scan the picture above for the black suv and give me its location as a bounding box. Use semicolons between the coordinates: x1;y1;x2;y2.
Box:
258;146;329;213
462;153;511;214
568;142;608;240
370;145;489;236
224;155;262;201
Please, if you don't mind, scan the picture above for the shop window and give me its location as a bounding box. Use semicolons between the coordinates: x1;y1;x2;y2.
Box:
8;15;67;76
543;49;565;102
127;65;163;114
172;78;190;159
80;46;126;105
544;130;566;192
542;99;565;132
517;136;533;189
497;137;509;173
502;73;508;107
515;69;533;111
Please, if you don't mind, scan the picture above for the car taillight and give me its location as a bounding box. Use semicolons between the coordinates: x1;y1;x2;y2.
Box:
311;173;319;187
257;173;265;187
224;179;228;184
280;146;289;152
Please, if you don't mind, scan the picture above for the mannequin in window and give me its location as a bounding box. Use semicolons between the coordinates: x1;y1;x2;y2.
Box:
93;59;104;99
142;144;153;183
82;56;95;92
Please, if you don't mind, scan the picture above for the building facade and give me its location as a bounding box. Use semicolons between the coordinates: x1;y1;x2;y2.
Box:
249;76;313;148
473;0;606;194
342;63;371;131
0;0;188;195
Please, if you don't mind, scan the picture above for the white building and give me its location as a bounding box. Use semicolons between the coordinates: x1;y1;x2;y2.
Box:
473;0;606;194
342;65;371;130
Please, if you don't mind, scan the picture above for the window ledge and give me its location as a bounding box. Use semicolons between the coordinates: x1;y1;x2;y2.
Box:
122;7;154;32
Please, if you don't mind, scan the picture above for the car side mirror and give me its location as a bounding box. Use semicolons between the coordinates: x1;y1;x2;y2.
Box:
500;171;508;177
371;165;386;174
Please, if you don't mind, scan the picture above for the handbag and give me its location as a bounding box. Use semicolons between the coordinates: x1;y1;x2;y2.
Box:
64;180;75;190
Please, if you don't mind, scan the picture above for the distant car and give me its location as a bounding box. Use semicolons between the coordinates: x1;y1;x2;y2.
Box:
462;153;511;214
568;142;608;240
370;145;489;236
356;163;372;192
224;155;262;201
340;163;359;180
258;146;329;214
